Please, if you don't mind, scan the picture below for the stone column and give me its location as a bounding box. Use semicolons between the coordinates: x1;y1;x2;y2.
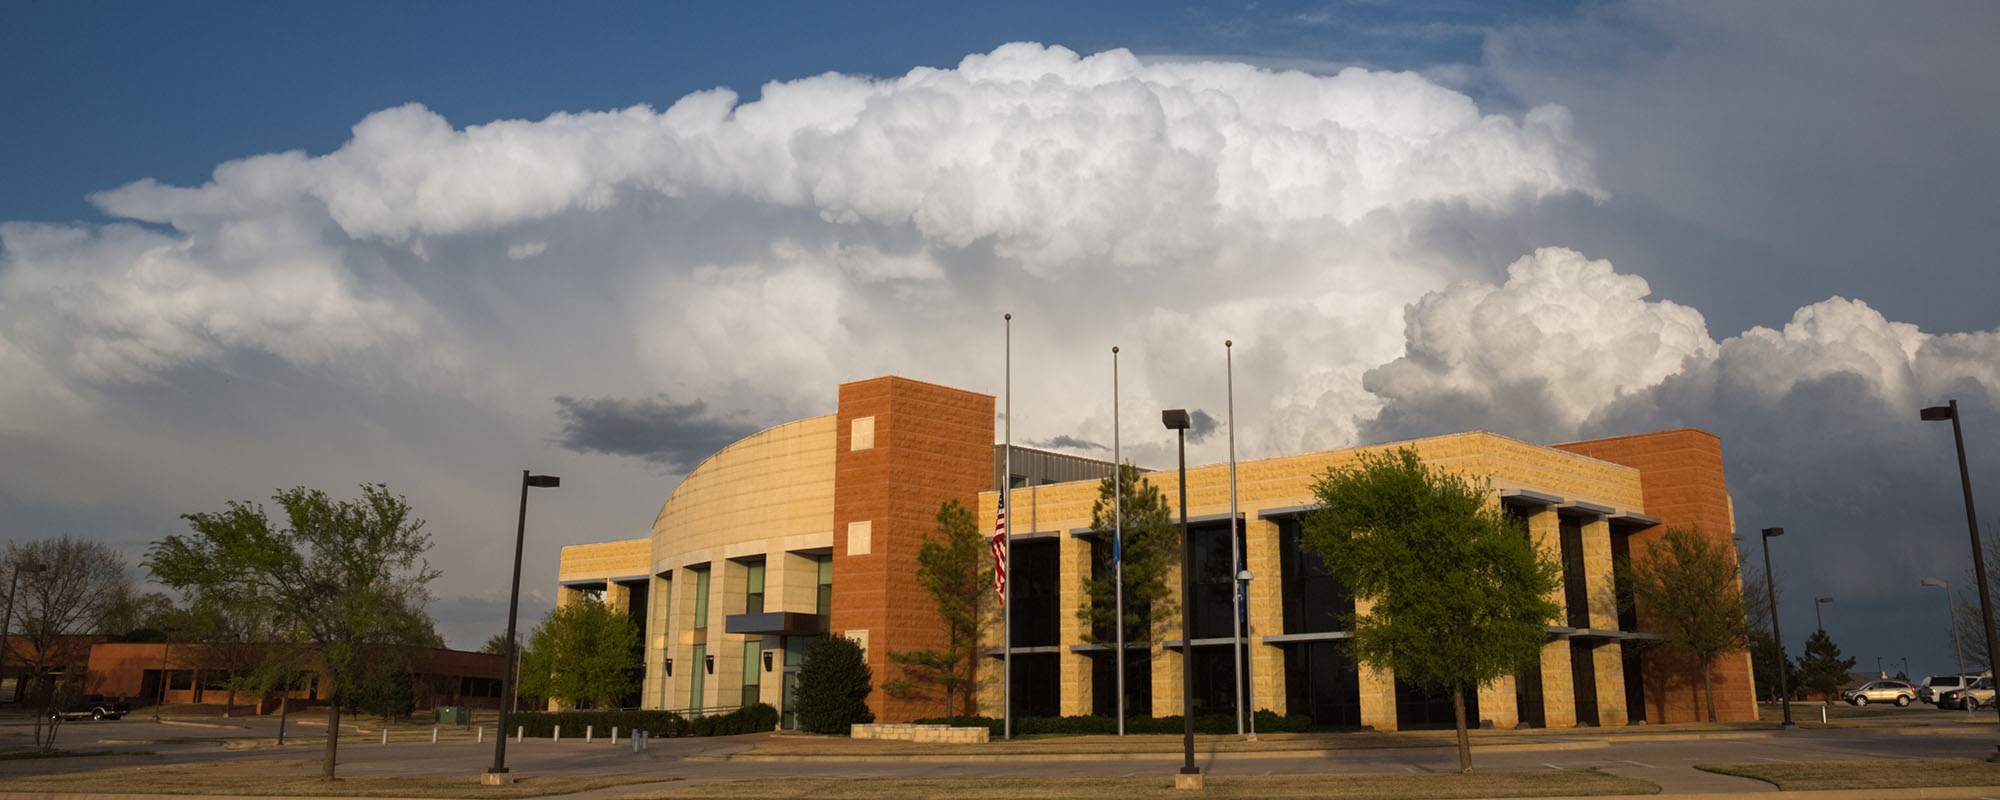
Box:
713;561;748;708
1478;676;1520;730
1530;507;1577;727
1152;561;1185;717
1354;598;1398;731
605;581;632;616
1058;530;1093;716
1579;514;1628;724
643;573;672;709
1244;517;1285;719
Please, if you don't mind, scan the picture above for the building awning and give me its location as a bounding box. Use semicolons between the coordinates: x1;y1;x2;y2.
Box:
723;612;825;637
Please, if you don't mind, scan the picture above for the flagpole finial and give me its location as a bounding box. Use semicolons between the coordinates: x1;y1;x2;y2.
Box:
1225;339;1232;347
1112;346;1119;354
1005;313;1012;320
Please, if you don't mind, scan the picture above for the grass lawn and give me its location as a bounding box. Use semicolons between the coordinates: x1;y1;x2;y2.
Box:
631;769;1658;799
1697;758;2000;790
0;759;674;798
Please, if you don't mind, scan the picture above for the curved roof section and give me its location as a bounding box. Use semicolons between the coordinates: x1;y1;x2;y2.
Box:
651;414;837;560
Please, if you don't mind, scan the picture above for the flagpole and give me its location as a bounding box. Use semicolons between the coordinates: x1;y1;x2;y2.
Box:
1003;313;1014;742
1227;339;1246;737
1113;345;1125;736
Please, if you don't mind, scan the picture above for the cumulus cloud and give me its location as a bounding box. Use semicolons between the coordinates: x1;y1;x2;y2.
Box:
1363;246;1716;442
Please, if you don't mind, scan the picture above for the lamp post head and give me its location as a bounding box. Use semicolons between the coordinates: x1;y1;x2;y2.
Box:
1922;577;1948;589
1817;596;1834;604
525;474;560;488
1922;405;1955;422
1761;527;1784;538
1237;569;1253;582
1162;409;1191;430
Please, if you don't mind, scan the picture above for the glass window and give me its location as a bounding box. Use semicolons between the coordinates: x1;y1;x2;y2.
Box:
693;567;711;630
1279;519;1352;635
689;643;707;711
815;555;833;619
745;561;766;615
742;641;762;707
1559;517;1588;629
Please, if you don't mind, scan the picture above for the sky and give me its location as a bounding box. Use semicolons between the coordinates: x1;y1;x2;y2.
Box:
3;0;1997;679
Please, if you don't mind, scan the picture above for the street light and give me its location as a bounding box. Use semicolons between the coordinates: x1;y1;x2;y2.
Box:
1922;400;2000;755
486;471;560;784
1759;527;1793;727
1921;578;1965;709
1162;408;1200;790
1815;597;1833;633
1;561;47;697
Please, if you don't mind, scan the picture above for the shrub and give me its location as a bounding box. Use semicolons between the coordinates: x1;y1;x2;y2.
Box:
910;709;1313;736
795;635;874;734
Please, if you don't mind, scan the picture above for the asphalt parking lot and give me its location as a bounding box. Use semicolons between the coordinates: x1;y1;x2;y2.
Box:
6;704;2000;795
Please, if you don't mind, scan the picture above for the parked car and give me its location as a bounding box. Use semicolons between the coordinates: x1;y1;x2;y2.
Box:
1941;677;1995;710
1842;679;1916;706
1920;674;1976;704
50;693;130;721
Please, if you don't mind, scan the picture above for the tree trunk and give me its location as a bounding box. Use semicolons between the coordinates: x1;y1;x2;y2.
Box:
1702;658;1717;723
1451;684;1472;773
322;703;340;780
225;683;236;718
278;691;290;745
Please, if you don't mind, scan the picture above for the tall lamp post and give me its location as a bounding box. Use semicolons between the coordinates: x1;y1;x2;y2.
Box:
1922;400;2000;754
1814;597;1833;633
1920;578;1965;708
1;561;47;702
1758;528;1793;727
485;471;560;784
1162;409;1200;790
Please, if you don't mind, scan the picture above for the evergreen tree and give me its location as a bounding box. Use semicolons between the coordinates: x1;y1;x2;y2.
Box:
1748;629;1795;702
1621;526;1750;722
883;500;991;716
1076;463;1179;645
1794;629;1857;703
1302;448;1560;773
794;634;874;734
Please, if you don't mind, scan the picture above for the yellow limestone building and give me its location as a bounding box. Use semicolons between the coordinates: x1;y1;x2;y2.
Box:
556;375;1755;730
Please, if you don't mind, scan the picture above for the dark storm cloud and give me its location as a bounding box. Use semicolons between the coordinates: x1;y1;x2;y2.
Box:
1026;435;1107;452
553;394;763;471
1187;409;1220;444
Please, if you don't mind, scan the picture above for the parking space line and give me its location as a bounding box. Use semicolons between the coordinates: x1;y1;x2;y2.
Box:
1623;759;1654;768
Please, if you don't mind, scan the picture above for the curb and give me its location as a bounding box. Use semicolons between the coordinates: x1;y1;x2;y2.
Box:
8;784;2000;800
151;718;242;730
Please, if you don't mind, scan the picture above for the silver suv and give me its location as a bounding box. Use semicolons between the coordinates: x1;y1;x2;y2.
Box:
1842;679;1916;706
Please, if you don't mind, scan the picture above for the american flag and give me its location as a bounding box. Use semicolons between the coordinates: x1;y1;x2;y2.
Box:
990;495;1007;604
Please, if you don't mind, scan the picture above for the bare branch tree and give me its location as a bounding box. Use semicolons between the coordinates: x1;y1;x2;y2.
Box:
4;537;128;750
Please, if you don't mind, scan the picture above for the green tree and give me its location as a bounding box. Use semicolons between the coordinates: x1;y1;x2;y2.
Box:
519;597;640;708
1793;629;1856;704
1076;463;1180;645
1747;629;1795;702
145;484;440;780
479;633;519;655
4;536;128;751
1621;526;1750;722
1302;448;1559;773
794;634;874;734
883;500;992;716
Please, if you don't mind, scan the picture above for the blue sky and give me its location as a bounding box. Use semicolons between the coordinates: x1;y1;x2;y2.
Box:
3;1;1996;681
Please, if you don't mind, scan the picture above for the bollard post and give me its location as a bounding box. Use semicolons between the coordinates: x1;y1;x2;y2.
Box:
477;725;484;744
516;725;524;743
1821;704;1828;723
381;729;388;745
587;725;593;743
611;726;618;744
641;730;649;750
432;726;439;744
554;725;562;742
631;730;641;753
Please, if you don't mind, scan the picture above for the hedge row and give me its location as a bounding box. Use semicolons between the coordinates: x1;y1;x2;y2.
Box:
911;709;1311;736
505;703;778;738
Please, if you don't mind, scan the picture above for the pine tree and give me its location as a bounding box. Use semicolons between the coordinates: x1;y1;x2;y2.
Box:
1794;629;1857;704
883;500;992;716
794;634;874;734
1076;463;1179;645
